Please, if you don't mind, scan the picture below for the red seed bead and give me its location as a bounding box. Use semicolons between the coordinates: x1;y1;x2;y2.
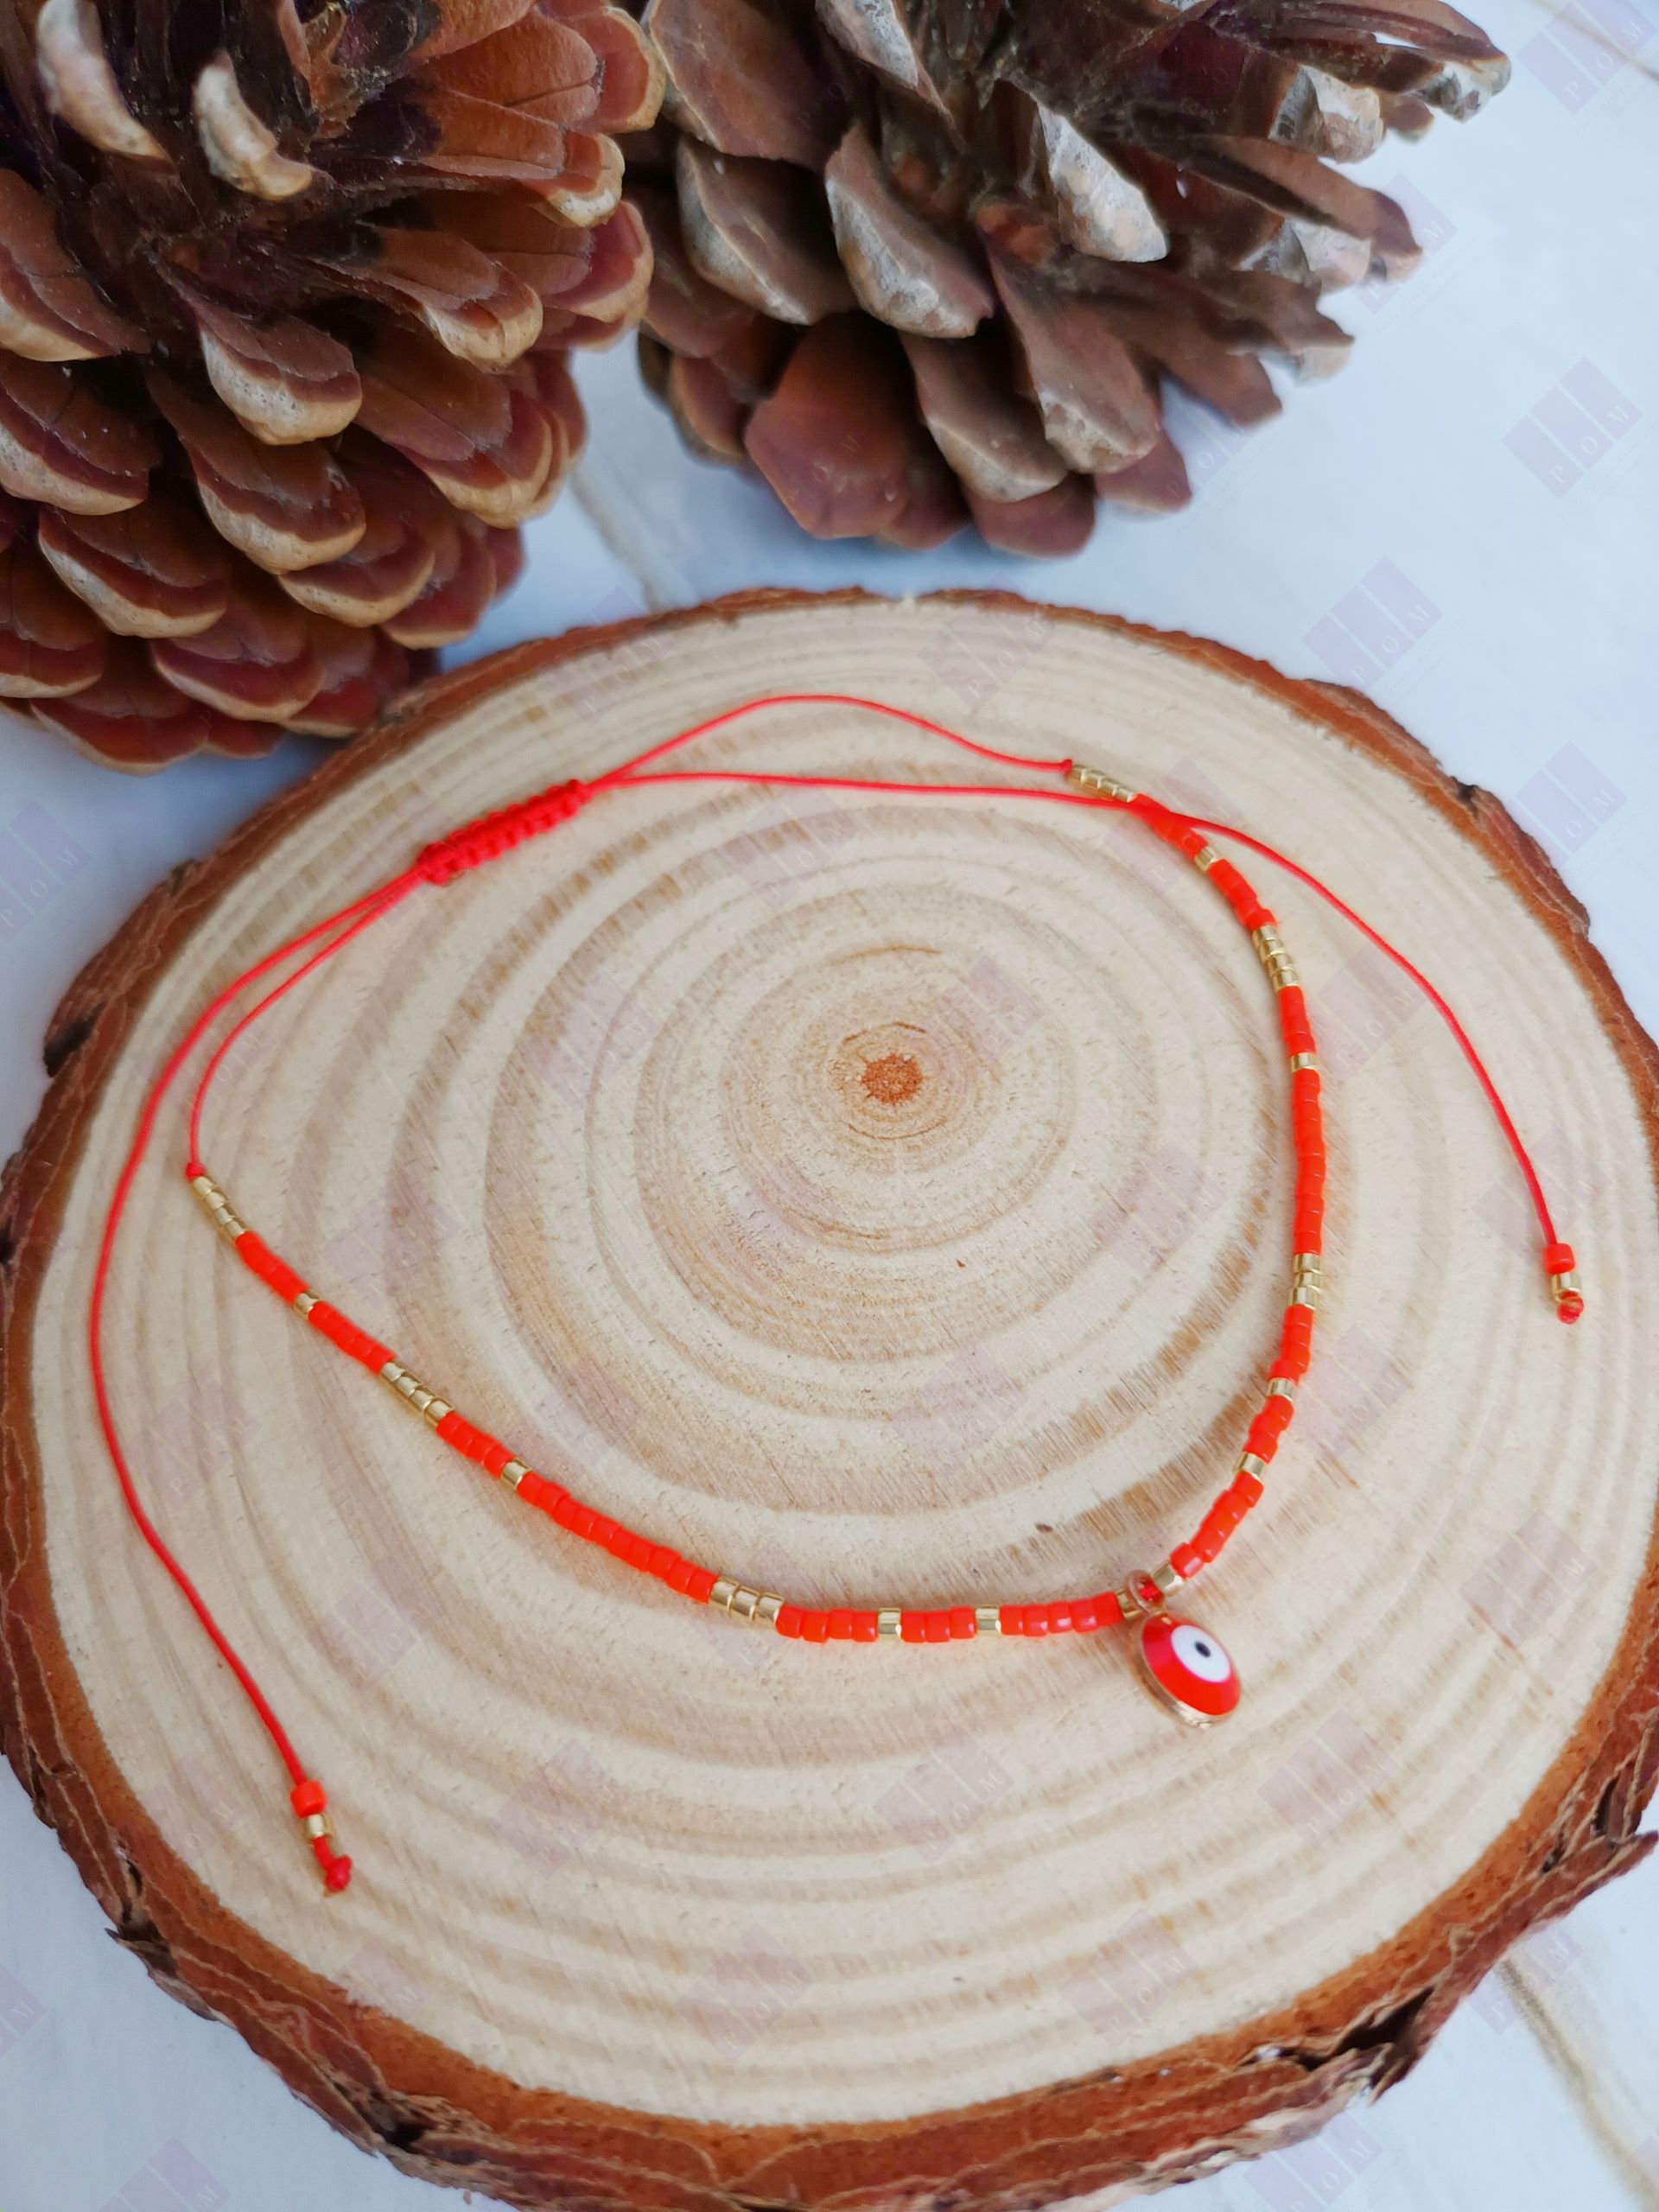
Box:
1230;1469;1265;1510
436;1411;482;1459
647;1544;677;1580
921;1611;949;1643
684;1566;718;1603
775;1605;804;1638
828;1609;855;1640
801;1610;830;1643
1071;1599;1099;1634
1171;1542;1204;1580
308;1303;392;1371
1261;1395;1295;1437
999;1605;1025;1637
949;1607;976;1640
1244;1419;1280;1461
667;1557;699;1595
236;1233;308;1305
850;1611;880;1642
290;1779;327;1819
517;1471;556;1510
1045;1602;1073;1634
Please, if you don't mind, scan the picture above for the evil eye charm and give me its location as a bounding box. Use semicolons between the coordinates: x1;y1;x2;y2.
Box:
1137;1612;1241;1726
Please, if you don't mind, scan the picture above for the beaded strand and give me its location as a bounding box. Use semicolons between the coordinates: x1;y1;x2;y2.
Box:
87;692;1584;1892
185;759;1326;1648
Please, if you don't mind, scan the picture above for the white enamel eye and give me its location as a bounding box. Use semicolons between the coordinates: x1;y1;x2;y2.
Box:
1170;1621;1231;1683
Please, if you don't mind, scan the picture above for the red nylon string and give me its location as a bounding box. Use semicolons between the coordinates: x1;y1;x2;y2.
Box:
1174;812;1566;1251
586;690;1076;781
90;690;1581;1897
87;877;422;1810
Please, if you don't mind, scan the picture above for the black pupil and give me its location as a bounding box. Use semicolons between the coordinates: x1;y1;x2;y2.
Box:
1194;1642;1211;1658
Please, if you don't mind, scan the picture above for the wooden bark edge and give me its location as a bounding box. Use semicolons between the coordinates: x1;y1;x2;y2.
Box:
2;588;1655;2211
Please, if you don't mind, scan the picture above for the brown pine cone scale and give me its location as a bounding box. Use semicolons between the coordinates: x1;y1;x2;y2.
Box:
629;0;1508;553
0;0;664;768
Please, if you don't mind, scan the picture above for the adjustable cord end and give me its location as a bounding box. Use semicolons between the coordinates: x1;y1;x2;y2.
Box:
416;778;589;885
292;1778;353;1894
1545;1243;1584;1324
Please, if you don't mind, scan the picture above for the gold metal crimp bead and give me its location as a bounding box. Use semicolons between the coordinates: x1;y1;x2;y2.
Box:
1065;760;1139;804
1251;924;1300;992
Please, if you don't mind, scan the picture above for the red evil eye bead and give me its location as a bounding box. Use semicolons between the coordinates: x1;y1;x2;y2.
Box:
1137;1613;1242;1726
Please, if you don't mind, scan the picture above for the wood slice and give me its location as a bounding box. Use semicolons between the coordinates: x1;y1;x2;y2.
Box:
3;590;1657;2210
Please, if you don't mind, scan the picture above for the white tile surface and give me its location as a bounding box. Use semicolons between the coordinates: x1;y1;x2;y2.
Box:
2;20;1656;2201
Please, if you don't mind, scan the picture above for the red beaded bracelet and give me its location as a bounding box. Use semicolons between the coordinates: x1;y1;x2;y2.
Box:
88;695;1584;1894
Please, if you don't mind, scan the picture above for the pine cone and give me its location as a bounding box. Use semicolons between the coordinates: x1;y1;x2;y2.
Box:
0;0;663;768
627;0;1507;555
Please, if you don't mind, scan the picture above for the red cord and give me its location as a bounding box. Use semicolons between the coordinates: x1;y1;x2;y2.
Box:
90;692;1582;1896
1176;813;1568;1256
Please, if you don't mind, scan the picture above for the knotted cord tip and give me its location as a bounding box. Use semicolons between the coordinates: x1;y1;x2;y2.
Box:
292;1777;352;1892
315;1843;353;1893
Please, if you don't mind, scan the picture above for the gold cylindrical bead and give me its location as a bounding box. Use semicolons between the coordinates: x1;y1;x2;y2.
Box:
421;1397;453;1429
1150;1560;1183;1600
1065;760;1139;803
1192;843;1219;873
756;1594;784;1629
1236;1452;1268;1479
1288;1052;1319;1073
295;1291;319;1316
379;1360;404;1386
1266;1376;1296;1402
709;1576;738;1616
499;1459;528;1491
975;1606;1001;1636
728;1585;765;1625
876;1609;903;1640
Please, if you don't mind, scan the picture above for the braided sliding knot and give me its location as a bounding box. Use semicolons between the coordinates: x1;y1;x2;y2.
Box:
417;779;589;885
